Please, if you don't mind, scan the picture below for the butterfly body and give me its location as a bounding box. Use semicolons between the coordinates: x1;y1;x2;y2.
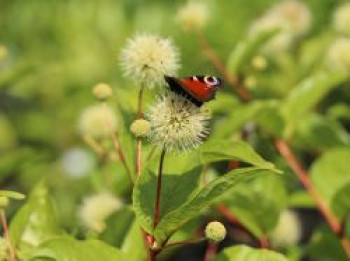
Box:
164;75;223;107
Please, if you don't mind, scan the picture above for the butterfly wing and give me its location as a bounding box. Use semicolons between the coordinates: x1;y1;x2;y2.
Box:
164;75;222;107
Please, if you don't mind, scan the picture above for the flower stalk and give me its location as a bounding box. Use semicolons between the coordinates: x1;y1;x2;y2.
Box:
153;147;166;229
136;85;145;178
1;211;16;261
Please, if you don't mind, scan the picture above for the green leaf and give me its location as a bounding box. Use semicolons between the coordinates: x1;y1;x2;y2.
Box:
0;190;25;200
100;206;135;247
9;182;62;253
331;184;350;220
288;191;315;208
215;245;288;261
154;167;267;244
201;140;279;172
29;236;124;261
281;72;348;137
295;114;349;151
310;148;350;208
227;29;278;74
133;166;202;234
121;220;147;261
226;174;288;238
308;226;348;261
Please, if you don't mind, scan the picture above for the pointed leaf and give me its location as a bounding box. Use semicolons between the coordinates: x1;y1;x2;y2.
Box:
133;167;202;234
201;140;278;172
154;167;267;244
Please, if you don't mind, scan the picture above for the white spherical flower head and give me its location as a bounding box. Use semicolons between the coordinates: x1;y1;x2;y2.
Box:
176;1;209;32
270;0;311;36
120;34;180;89
147;93;210;152
271;210;301;247
333;3;350;36
78;105;117;139
78;192;122;233
326;37;350;72
250;0;311;54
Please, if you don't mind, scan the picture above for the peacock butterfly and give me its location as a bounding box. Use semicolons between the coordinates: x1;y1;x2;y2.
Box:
164;75;223;107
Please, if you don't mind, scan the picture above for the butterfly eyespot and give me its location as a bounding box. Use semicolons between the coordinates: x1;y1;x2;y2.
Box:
204;76;219;86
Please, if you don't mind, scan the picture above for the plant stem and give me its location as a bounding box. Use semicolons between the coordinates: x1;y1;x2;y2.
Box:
204;241;218;261
196;32;251;102
136;85;145;178
153;148;166;229
1;211;16;261
101;102;133;183
274;140;341;233
82;134;106;158
275;139;350;257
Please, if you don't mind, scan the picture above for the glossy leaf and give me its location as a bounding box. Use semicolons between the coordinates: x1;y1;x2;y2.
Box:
154;167;267;244
201;140;279;172
226;174;288;237
133;166;202;234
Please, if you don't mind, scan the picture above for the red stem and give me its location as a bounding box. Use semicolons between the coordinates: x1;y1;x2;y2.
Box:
204;241;218;261
1;211;16;261
274;139;341;234
153;148;166;229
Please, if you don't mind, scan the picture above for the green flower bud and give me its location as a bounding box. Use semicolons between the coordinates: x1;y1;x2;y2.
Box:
93;83;113;101
205;221;226;243
130;119;151;137
0;197;9;210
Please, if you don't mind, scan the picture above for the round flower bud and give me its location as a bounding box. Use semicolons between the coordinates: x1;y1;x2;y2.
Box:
0;197;9;210
130;119;151;137
244;76;257;89
205;221;227;243
251;55;268;70
93;83;113;101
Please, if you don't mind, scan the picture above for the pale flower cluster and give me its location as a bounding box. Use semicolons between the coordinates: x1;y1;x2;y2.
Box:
271;210;302;247
176;1;209;32
120;34;180;88
147;92;210;152
333;3;350;36
326;37;350;73
78;105;117;139
78;192;122;233
250;0;311;54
